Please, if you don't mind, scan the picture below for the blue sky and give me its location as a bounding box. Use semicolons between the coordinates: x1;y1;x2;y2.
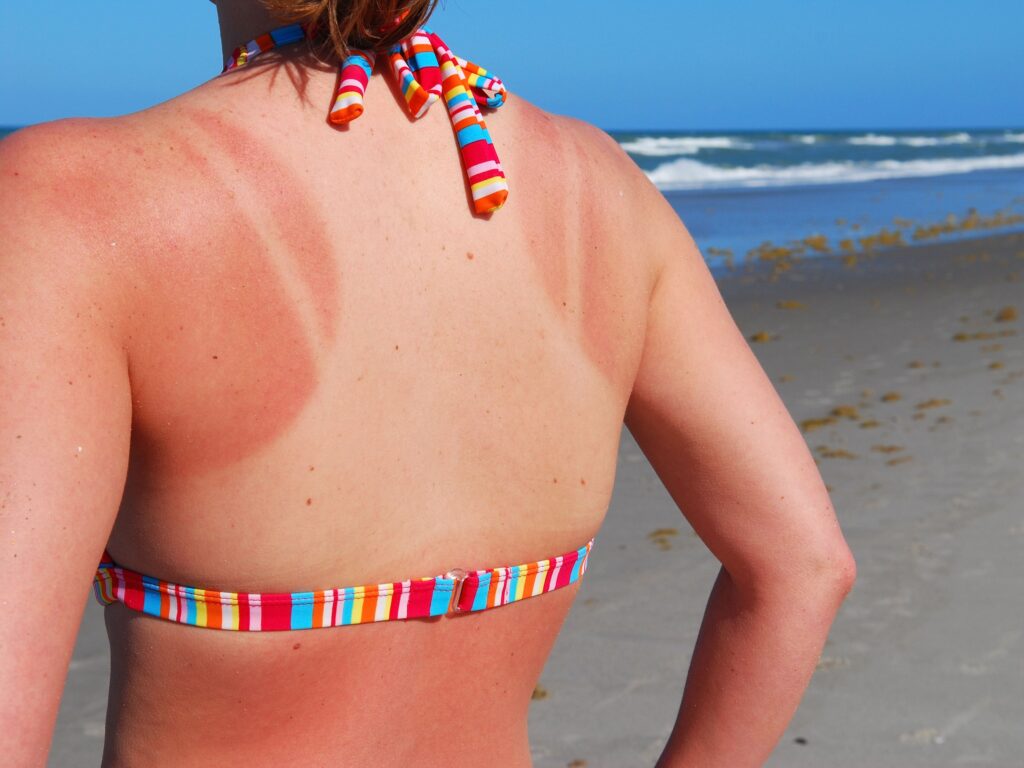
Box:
2;1;1022;130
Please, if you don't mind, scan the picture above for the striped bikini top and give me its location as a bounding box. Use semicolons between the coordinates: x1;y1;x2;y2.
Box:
221;22;509;215
94;539;594;631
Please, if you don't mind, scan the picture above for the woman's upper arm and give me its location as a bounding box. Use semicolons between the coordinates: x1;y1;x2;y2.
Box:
622;181;855;590
0;125;132;763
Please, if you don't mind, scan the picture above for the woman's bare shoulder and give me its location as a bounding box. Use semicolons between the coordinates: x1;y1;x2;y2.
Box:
1;108;203;257
1;116;151;223
498;96;652;190
494;96;682;268
0;118;134;260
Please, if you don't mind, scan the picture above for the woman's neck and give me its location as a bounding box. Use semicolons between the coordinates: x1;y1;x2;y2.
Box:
214;0;282;62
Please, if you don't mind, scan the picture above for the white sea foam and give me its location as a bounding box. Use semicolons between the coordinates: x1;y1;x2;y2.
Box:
1003;131;1024;143
617;136;752;156
848;132;973;147
646;153;1024;191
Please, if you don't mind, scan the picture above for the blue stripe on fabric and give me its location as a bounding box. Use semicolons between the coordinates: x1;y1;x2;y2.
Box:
270;24;305;46
410;51;439;71
142;576;162;617
507;566;519;603
568;553;583;583
342;54;372;78
447;90;473;110
456;124;488;148
290;593;315;629
401;71;416;97
341;588;354;625
184;591;196;625
429;580;453;616
472;574;491;611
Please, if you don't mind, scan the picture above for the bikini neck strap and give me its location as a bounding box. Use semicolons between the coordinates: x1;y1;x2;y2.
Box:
221;23;509;215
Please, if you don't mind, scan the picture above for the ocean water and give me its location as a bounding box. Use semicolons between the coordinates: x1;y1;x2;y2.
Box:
612;129;1024;272
4;125;1023;272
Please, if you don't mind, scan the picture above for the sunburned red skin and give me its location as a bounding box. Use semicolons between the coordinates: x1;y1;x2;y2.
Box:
513;111;646;396
117;117;338;479
186;107;341;345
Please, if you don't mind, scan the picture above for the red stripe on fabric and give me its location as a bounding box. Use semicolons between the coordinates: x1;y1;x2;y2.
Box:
388;583;403;620
238;592;250;630
341;64;370;89
123;571;145;612
406;581;434;618
555;551;579;589
461;141;497;167
541;559;556;592
458;578;478;611
260;596;291;631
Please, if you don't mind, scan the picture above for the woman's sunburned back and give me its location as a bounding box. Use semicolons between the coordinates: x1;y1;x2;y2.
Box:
63;47;655;766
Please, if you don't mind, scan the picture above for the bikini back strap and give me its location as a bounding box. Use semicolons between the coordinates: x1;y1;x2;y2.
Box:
93;539;594;631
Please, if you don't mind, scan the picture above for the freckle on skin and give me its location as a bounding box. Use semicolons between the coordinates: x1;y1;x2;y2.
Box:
292;643;301;650
466;251;474;260
553;477;558;484
308;465;315;471
306;497;312;506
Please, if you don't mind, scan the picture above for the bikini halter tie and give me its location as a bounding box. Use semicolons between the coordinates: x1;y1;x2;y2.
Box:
223;23;509;215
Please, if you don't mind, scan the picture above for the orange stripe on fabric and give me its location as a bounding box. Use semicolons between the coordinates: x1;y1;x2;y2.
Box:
361;586;378;623
206;590;223;629
486;570;500;607
522;564;538;597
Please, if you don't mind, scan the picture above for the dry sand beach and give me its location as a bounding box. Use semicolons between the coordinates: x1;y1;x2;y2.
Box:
50;232;1024;767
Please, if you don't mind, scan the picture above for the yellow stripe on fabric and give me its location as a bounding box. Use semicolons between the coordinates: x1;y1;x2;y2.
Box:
514;567;527;601
352;592;364;624
470;176;506;192
444;84;469;103
195;590;209;627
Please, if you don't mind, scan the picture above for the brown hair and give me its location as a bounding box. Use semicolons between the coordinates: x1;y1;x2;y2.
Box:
260;0;439;58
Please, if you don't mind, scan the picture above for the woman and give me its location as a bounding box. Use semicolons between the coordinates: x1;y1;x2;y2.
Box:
0;1;856;765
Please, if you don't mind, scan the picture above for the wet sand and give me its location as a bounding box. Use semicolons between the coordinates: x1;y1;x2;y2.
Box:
51;232;1024;767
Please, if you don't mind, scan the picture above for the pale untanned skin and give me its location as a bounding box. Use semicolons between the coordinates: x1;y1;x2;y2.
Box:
0;8;855;768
